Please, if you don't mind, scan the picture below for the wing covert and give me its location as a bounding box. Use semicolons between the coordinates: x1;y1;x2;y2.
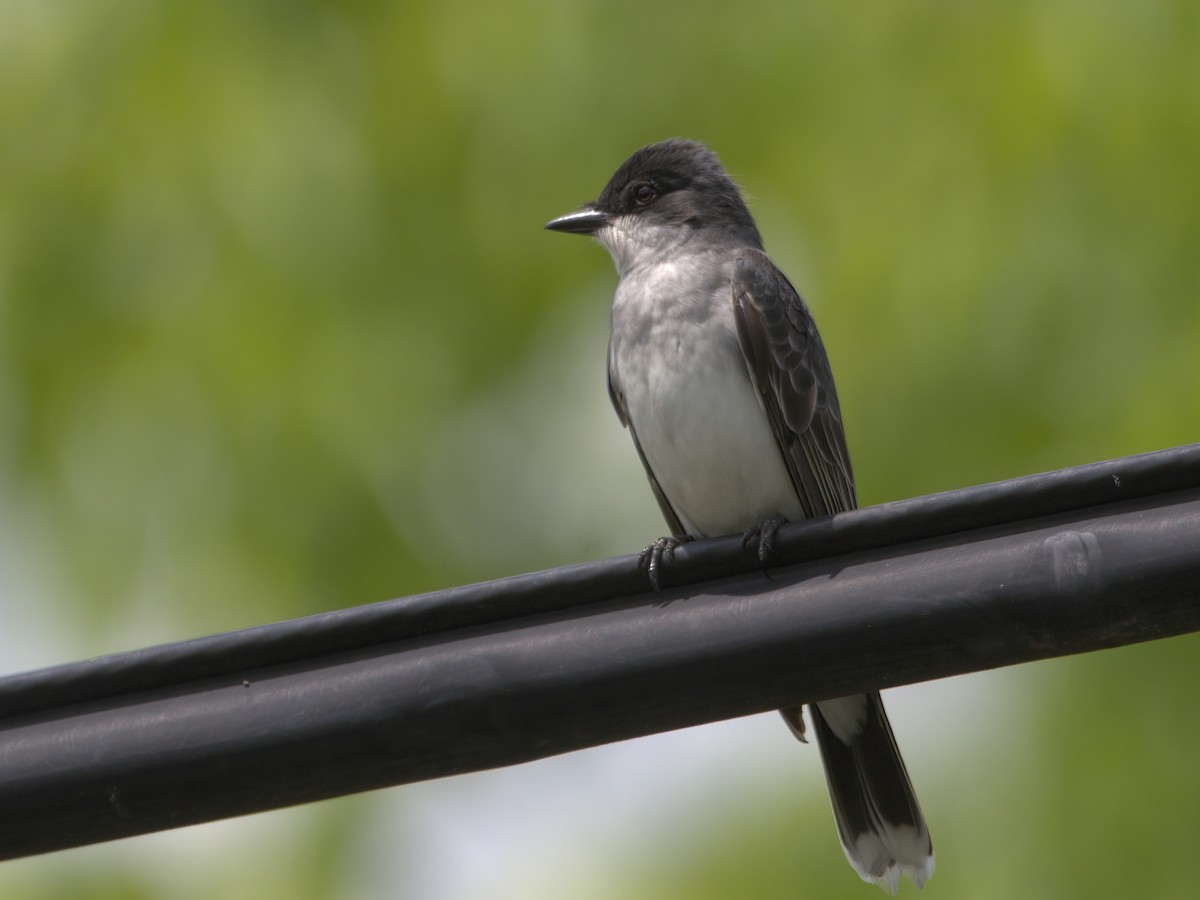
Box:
731;249;856;517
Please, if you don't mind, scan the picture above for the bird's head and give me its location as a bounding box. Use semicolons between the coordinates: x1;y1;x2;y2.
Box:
546;139;761;274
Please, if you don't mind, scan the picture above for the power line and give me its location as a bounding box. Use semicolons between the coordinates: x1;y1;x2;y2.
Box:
1;444;1199;860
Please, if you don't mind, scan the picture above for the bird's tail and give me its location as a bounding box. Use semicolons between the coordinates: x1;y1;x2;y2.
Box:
785;693;933;894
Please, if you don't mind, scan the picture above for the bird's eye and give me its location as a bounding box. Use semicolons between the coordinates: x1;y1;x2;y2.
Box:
633;183;657;205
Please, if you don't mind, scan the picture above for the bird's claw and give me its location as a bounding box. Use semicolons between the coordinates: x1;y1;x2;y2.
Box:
742;517;786;574
639;535;692;592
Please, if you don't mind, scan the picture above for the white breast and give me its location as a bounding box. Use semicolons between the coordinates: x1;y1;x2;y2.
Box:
609;258;804;539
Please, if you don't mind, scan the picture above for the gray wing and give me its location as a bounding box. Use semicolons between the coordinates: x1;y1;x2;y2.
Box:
607;342;688;537
735;252;933;889
731;249;856;517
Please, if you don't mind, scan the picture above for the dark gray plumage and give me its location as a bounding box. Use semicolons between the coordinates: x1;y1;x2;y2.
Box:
732;248;856;518
546;139;932;892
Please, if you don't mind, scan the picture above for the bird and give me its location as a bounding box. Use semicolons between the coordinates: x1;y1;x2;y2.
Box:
545;138;933;893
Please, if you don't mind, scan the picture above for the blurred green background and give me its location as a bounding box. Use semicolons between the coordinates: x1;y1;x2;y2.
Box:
2;0;1199;897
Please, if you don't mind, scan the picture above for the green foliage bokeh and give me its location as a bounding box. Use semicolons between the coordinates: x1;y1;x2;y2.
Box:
1;1;1197;897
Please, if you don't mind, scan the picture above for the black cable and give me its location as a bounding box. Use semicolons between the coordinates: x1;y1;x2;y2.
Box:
1;443;1198;860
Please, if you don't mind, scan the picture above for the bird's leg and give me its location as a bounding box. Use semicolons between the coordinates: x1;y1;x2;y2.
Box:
742;516;787;572
638;535;693;592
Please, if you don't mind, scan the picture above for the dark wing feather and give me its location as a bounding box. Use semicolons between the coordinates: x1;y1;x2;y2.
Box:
731;249;856;517
735;252;932;889
607;340;687;537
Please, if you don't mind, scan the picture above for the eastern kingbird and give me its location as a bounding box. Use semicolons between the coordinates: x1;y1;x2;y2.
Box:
546;139;933;893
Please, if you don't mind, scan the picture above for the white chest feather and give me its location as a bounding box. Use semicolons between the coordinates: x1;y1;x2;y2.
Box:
609;261;804;539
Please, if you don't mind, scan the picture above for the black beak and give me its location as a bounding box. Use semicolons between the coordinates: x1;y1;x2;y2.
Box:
545;204;609;235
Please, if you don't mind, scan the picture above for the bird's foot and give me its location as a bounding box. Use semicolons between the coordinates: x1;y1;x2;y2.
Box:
742;517;787;574
639;535;693;592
